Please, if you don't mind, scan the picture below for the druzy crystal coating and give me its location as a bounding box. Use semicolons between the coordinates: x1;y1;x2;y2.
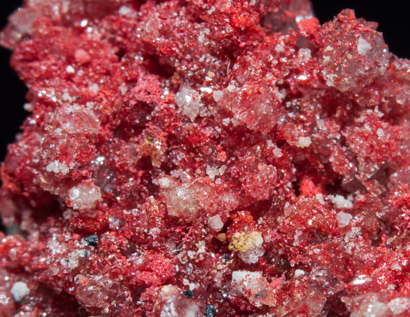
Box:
1;0;410;316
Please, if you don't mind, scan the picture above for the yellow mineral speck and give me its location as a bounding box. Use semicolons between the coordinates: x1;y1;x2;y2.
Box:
229;231;263;252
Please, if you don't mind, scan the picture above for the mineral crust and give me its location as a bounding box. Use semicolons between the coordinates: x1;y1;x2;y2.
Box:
1;0;410;316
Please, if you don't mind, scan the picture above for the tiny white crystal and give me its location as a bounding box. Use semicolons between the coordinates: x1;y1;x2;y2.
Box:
175;84;203;122
46;160;69;175
336;211;352;228
275;44;285;53
239;247;264;264
222;118;230;126
163;182;200;220
207;6;215;14
68;183;101;210
297;136;312;148
119;5;133;16
88;83;99;94
351;275;371;285
23;103;33;111
206;166;220;180
208;215;224;231
212;90;224;102
66;65;75;74
332;195;353;209
158;177;171;189
200;87;213;93
298;48;311;62
11;282;30;302
316;193;325;205
357;37;372;55
226;84;236;92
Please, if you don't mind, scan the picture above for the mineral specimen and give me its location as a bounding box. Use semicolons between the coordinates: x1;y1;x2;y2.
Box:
1;0;410;316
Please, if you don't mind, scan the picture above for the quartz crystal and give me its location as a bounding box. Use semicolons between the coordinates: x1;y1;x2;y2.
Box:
1;0;410;316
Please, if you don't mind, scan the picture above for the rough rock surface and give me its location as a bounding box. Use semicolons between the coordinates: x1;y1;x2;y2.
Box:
1;0;410;316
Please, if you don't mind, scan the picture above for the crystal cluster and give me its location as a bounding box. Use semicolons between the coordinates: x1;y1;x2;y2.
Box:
1;0;410;316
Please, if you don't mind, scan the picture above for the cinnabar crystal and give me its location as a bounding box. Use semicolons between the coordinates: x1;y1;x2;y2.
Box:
1;0;410;316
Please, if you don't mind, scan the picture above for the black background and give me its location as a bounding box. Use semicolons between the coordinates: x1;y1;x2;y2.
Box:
0;0;410;162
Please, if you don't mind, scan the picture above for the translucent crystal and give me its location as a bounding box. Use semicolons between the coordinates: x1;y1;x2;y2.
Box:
68;183;101;210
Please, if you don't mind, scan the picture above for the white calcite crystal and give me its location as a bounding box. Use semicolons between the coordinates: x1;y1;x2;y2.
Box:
158;177;171;189
357;37;372;55
46;160;70;175
205;165;227;180
351;275;372;286
388;298;410;315
175;83;203;122
212;90;224;102
336;211;353;228
297;136;312;148
208;214;224;231
68;183;101;210
11;282;30;302
163;182;201;220
66;65;75;73
298;48;312;62
206;166;220;180
331;195;353;209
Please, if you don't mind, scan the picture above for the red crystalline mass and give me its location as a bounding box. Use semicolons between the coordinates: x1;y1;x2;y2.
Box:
2;0;410;316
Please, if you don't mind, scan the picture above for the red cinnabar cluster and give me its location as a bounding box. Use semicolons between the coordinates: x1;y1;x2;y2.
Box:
2;0;410;316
